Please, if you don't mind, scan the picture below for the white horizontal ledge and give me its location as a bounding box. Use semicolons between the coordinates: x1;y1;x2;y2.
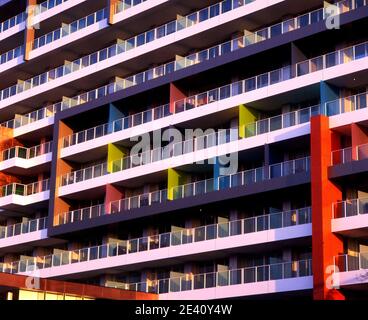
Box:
0;229;47;249
0;153;52;171
158;276;313;300
0;191;50;207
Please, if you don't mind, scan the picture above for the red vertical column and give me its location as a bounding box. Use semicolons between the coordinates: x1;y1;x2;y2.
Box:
169;83;186;114
311;115;345;300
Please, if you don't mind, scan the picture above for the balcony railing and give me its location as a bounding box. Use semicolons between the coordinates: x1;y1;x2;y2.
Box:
332;138;368;165
3;208;311;274
115;0;148;13
32;8;107;50
333;198;368;219
0;12;26;34
62;95;319;149
56;157;310;225
0;217;47;240
1;0;365;105
59;39;368;121
34;0;69;15
0;179;50;198
60;114;310;187
0;104;57;130
2;141;52;162
62;104;170;148
0;45;24;66
111;259;313;294
334;252;368;273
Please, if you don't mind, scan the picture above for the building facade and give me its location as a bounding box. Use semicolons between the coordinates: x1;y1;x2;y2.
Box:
0;0;367;300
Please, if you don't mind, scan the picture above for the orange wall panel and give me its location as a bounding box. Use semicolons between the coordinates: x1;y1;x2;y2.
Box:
311;115;345;300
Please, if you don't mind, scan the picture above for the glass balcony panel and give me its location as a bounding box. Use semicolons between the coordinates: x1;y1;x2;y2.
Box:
171;231;182;246
128;239;138;253
218;222;229;238
217;271;229;286
205;273;216;288
206;224;217;240
256;215;269;231
194;227;205;242
270;264;283;280
270;212;282;229
244;267;256;283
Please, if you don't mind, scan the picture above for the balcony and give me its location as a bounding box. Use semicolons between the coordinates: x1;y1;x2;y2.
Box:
24;36;368;131
0;179;50;211
58;121;310;196
57;157;310;225
0;217;49;251
61;101;319;160
0;45;24;73
0;12;26;41
114;259;313;299
0;217;47;240
0;142;52;174
333;253;368;288
32;8;108;52
0;104;56;138
332;198;368;235
332;140;368;166
3;208;310;278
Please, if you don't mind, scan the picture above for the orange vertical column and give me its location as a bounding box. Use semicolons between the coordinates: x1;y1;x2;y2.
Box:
170;83;186;114
108;0;119;25
53;121;74;225
351;123;368;160
311;115;345;300
24;0;37;61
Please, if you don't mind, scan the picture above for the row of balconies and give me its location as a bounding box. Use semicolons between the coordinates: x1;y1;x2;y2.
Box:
0;0;365;113
0;217;311;277
56;156;311;224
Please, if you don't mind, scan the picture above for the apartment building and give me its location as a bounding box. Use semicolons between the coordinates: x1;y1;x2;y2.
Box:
0;0;367;300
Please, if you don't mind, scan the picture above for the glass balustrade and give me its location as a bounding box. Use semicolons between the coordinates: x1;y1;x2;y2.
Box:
34;0;69;15
0;217;47;240
108;259;312;294
0;12;26;34
0;179;50;198
54;39;368;122
60;116;310;188
32;8;107;50
331;130;368;165
115;0;148;13
0;104;57;130
2;141;52;162
58;204;106;225
334;252;368;272
57;157;310;225
0;46;24;66
333;198;368;219
62;100;319;149
3;207;310;273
